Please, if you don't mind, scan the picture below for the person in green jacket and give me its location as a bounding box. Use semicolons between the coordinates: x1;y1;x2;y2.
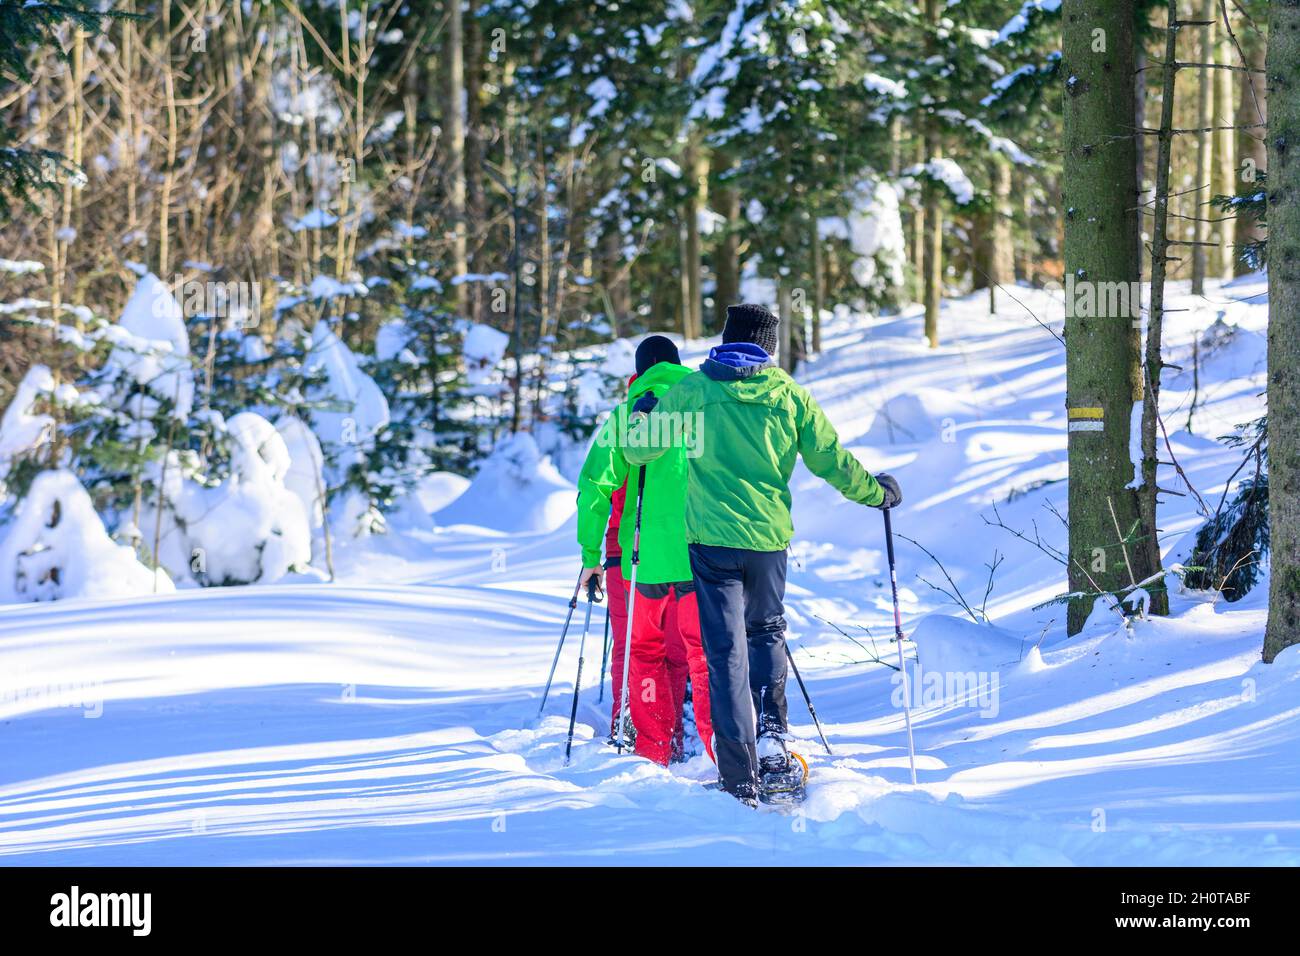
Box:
626;304;901;802
575;336;715;767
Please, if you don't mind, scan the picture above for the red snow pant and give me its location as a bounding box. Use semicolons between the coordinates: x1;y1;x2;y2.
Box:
625;583;714;767
609;571;688;748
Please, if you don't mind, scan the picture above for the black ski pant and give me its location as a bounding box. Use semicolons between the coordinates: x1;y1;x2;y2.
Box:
688;543;788;796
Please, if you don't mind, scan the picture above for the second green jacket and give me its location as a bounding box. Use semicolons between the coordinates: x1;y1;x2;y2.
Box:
625;363;884;551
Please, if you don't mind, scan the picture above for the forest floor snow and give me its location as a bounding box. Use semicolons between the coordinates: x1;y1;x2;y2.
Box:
2;276;1296;865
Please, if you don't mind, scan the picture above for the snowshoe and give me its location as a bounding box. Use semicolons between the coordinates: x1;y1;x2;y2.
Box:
758;750;809;806
757;728;791;775
606;715;637;750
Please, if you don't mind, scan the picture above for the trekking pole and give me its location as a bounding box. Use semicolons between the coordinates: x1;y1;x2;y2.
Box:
784;644;833;756
597;597;612;704
564;577;604;765
883;507;918;785
538;572;583;718
615;465;648;753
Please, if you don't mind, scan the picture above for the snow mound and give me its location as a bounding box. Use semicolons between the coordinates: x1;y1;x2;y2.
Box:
910;614;1031;674
0;469;172;603
436;432;575;534
864;389;974;445
415;471;470;514
1180;319;1266;386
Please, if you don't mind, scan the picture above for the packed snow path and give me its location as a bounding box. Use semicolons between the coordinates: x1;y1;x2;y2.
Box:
3;279;1298;865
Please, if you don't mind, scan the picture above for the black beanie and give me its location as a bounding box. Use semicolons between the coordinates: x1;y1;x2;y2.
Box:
722;303;780;357
635;334;681;376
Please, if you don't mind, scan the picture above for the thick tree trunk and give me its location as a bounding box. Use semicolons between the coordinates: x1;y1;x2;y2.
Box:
712;152;739;332
971;208;992;293
989;157;1015;307
1234;25;1268;276
778;281;794;374
1062;0;1160;634
1264;0;1300;663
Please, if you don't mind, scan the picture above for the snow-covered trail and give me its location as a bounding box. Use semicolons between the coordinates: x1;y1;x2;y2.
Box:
3;277;1298;865
2;575;1296;865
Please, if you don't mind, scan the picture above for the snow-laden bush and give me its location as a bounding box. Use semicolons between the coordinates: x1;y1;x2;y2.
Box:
276;415;326;531
463;323;510;388
303;321;390;457
100;272;195;427
819;180;908;308
142;412;312;586
0;469;173;603
300;321;393;537
0;366;59;495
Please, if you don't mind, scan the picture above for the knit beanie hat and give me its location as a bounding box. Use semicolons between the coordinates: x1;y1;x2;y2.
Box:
721;303;780;357
634;334;681;375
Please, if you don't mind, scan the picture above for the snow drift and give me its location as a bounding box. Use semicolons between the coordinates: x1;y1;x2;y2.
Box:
436;432;575;534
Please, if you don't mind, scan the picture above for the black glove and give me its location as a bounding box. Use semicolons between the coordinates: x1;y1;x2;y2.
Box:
631;391;658;415
872;472;902;509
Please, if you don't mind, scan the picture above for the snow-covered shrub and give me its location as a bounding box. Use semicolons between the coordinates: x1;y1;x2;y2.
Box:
99;272;195;428
1186;475;1269;602
141;412;311;586
0;366;61;497
301;321;391;535
819;180;908;310
275;414;328;559
0;469;173;602
365;287;483;512
463;322;510;388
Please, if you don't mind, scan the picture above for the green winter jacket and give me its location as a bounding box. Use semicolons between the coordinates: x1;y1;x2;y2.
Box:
576;361;694;584
624;357;884;552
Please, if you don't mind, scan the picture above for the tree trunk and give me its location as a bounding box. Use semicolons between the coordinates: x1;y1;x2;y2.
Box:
600;224;629;335
810;217;823;353
990;157;1015;290
971;207;992;292
1135;3;1179;625
1135;44;1149;236
443;0;468;314
712;152;739;332
1212;18;1236;278
777;281;794;374
1264;0;1300;663
465;0;487;320
682;138;705;339
921;0;942;348
1234;23;1267;276
1062;0;1159;635
1191;0;1215;294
